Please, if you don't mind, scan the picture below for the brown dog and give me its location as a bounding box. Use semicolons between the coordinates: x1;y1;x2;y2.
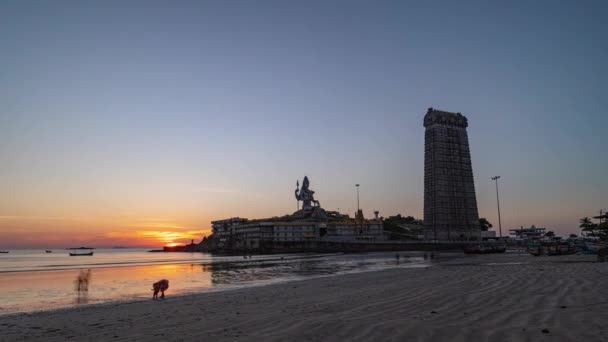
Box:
152;279;169;299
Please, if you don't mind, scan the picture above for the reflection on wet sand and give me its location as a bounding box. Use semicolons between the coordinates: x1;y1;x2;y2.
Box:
0;252;434;314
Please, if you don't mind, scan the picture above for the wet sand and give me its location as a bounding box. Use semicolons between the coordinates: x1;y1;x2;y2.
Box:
1;253;607;342
0;252;430;314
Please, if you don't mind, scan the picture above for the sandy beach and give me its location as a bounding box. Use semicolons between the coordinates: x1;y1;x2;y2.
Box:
1;253;607;342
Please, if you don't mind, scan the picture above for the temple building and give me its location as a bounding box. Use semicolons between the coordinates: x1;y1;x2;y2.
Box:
211;176;385;252
423;108;481;240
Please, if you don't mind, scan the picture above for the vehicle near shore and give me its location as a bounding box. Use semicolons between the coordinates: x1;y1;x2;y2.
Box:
527;241;577;256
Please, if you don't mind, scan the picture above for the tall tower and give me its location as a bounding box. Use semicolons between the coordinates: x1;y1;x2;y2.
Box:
423;108;480;240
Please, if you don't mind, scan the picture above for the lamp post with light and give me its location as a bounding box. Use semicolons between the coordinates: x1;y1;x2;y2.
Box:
491;176;502;238
356;184;360;212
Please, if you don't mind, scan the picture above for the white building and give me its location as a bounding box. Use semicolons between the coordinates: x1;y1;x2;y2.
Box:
211;216;385;252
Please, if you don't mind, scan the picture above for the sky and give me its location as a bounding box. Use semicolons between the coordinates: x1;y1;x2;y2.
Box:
1;0;607;248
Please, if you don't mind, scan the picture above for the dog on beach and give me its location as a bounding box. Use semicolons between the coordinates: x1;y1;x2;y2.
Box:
152;279;169;299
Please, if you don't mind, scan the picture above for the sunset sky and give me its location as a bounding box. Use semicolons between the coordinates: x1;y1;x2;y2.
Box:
1;1;606;248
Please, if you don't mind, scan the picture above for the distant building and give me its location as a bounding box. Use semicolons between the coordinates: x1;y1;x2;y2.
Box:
423;108;481;240
210;177;385;252
509;225;547;239
211;217;249;249
214;219;384;251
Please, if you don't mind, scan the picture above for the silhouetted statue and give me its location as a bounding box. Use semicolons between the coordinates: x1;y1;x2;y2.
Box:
295;176;320;210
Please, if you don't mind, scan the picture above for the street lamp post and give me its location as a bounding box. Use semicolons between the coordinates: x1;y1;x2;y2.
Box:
356;184;360;212
491;176;502;238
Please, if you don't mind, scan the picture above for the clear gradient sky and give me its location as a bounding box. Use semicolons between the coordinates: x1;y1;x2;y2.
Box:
1;0;607;248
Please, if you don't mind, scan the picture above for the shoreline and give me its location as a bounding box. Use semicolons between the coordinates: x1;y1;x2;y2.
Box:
2;254;606;341
0;251;435;316
0;252;346;274
0;263;404;319
0;253;433;319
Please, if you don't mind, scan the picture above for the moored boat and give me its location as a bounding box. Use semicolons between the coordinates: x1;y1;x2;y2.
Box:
69;251;94;256
67;247;95;256
0;251;9;254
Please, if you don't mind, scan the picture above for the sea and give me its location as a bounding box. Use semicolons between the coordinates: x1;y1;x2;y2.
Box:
0;249;434;315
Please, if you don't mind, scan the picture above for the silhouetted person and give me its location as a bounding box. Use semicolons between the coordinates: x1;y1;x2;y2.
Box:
74;269;92;304
75;269;91;292
152;279;169;299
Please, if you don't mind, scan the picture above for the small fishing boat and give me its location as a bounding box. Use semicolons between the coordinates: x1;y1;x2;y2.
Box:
67;247;95;256
0;251;9;254
70;251;93;256
45;250;53;253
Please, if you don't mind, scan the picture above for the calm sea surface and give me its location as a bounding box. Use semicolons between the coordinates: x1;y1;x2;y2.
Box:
0;249;433;315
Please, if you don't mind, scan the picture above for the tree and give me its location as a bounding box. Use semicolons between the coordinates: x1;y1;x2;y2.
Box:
479;218;493;231
580;217;598;236
383;214;424;240
569;234;578;238
545;231;555;238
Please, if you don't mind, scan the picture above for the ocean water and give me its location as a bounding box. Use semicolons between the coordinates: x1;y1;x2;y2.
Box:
0;249;433;315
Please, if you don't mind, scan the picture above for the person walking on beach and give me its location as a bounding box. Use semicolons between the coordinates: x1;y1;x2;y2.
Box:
75;269;92;292
74;269;92;303
152;279;169;299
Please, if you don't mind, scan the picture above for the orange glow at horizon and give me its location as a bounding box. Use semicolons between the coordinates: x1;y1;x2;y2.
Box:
0;215;212;248
105;230;209;247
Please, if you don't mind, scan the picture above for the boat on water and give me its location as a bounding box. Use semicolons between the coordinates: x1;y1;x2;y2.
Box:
45;250;53;253
464;244;506;254
70;251;94;256
0;251;9;254
67;247;95;256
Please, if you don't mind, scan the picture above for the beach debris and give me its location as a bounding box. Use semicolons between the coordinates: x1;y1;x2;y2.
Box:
542;329;550;334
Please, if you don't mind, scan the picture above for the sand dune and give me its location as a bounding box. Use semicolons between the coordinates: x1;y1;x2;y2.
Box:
1;254;607;342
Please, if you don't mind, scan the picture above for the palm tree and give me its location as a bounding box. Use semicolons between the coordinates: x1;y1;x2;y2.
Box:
597;222;608;241
579;217;598;236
